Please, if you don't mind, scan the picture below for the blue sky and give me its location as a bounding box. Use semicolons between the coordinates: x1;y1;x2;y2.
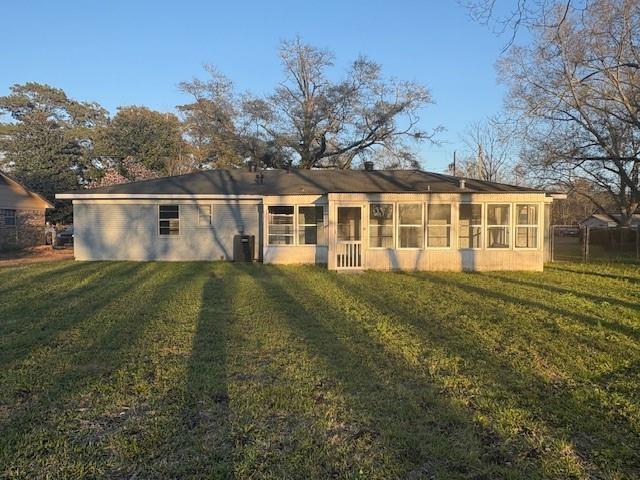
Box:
1;0;511;171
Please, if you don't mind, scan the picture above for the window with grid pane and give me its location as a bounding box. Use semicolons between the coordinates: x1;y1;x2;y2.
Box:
487;204;510;248
198;205;212;226
1;209;16;226
398;204;423;248
369;203;394;248
298;206;324;245
268;206;294;245
159;205;179;235
427;204;451;248
458;204;482;249
515;204;538;248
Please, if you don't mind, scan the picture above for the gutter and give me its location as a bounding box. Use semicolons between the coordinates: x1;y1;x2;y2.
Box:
55;193;265;200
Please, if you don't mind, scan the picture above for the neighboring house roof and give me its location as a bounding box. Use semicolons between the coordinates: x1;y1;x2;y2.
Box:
579;212;640;227
0;171;54;209
57;169;544;198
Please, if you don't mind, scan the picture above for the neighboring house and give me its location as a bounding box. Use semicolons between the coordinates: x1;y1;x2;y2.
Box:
578;212;640;229
56;168;557;271
0;171;54;250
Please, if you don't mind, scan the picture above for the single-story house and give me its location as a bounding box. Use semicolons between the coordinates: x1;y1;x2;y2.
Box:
578;212;640;229
56;168;557;271
0;171;53;250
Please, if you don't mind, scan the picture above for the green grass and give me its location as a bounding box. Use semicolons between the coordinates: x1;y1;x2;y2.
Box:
0;261;639;479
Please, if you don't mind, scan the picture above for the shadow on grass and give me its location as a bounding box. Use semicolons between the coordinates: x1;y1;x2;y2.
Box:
483;272;640;314
0;263;207;475
246;264;526;479
334;270;639;477
172;264;234;478
0;260;102;297
406;270;640;344
546;264;640;285
0;262;145;368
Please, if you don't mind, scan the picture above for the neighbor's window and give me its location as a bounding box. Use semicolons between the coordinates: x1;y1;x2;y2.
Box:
159;205;179;236
298;206;325;245
369;203;394;248
398;204;423;248
487;204;510;248
427;204;451;248
515;204;538;248
1;209;16;226
268;206;294;245
198;205;212;226
458;204;482;249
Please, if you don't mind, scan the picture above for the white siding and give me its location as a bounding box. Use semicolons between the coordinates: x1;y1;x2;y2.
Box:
73;201;260;261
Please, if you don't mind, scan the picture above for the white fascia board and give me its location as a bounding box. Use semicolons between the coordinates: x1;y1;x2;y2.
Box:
55;193;264;200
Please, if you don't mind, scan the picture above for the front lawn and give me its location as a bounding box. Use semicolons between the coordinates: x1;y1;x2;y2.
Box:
0;261;638;479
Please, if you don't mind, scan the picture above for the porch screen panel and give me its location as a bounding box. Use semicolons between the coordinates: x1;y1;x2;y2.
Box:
398;204;423;248
369;203;394;248
487;204;511;248
268;206;294;245
458;204;482;249
298;206;325;245
337;207;361;242
427;204;451;247
515;204;538;248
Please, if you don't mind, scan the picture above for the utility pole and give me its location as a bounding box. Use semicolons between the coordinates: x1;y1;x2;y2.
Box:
452;151;456;176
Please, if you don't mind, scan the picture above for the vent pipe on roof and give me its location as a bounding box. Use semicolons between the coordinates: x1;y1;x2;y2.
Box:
364;161;374;171
459;179;466;189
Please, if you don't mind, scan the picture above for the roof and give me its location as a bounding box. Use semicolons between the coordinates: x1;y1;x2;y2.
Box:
579;212;640;226
57;169;543;199
0;171;54;209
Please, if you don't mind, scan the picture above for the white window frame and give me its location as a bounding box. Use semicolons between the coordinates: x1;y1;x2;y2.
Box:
267;204;326;246
514;203;540;250
485;203;512;250
458;203;483;250
197;204;212;226
267;205;295;246
396;202;424;250
297;204;326;246
158;204;180;237
368;202;395;250
426;203;452;249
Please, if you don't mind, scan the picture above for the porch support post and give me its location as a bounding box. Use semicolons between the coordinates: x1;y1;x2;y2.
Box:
327;194;337;270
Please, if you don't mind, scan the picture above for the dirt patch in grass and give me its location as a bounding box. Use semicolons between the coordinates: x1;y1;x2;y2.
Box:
0;245;73;267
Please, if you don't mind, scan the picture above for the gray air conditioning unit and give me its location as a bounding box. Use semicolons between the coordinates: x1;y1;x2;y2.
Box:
233;235;255;262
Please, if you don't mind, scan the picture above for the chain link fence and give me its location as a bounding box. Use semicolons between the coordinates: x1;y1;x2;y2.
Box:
551;225;640;262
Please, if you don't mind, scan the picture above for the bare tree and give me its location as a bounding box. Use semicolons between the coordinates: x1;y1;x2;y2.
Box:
181;37;438;169
498;0;640;225
449;116;514;182
461;0;576;50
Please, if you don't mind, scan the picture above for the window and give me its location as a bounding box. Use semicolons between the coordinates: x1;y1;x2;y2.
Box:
1;209;16;226
398;204;423;248
298;206;324;245
268;206;294;245
487;204;510;248
459;204;482;249
369;203;394;248
198;205;212;226
427;204;451;248
515;204;538;248
159;205;179;235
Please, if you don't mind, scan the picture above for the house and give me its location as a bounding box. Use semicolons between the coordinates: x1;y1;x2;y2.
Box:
56;168;557;271
578;212;640;229
0;171;53;250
